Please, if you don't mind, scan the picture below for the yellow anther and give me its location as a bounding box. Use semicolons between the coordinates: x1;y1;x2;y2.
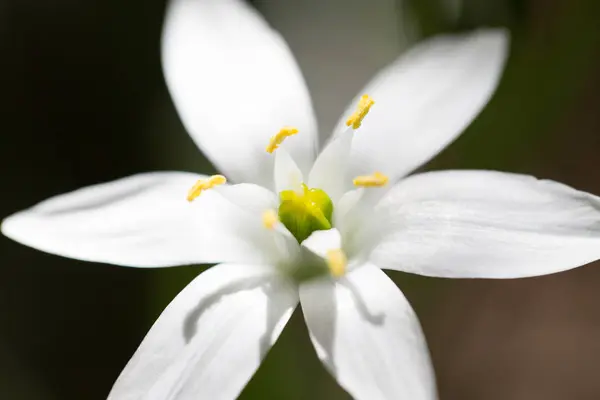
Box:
353;172;389;188
266;126;299;153
346;94;375;129
326;249;347;278
262;209;279;230
187;175;226;202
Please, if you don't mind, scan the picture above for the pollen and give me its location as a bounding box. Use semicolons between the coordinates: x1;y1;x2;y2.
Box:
266;126;299;153
326;249;347;278
187;175;226;202
353;172;389;187
262;209;279;230
345;94;375;129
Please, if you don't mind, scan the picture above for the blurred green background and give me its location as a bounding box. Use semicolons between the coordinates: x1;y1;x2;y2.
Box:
1;0;600;398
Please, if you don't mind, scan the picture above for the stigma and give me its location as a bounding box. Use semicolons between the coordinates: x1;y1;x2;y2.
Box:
353;172;389;187
266;126;299;153
346;94;375;129
326;249;347;277
187;175;227;202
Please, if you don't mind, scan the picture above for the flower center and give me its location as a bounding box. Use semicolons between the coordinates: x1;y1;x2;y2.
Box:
278;184;333;243
186;93;386;280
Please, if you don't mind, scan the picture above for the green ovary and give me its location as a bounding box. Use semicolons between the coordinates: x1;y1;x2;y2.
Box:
278;184;333;243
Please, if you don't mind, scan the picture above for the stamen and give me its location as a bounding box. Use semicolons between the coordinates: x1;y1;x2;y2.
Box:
266;126;299;153
187;175;226;202
353;172;389;187
326;249;347;277
262;209;279;230
346;94;375;129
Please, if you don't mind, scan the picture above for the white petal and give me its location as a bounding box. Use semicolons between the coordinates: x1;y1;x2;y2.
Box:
333;188;387;262
334;189;364;229
371;170;600;278
274;148;304;194
215;183;278;213
1;172;278;267
308;129;353;202
302;228;342;258
300;264;436;400
217;182;303;269
109;263;298;400
336;29;508;182
162;0;317;188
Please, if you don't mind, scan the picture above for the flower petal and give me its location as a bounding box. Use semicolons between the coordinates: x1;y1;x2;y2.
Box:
215;183;278;213
301;228;342;259
333;188;384;260
336;29;508;182
2;172;279;267
109;263;298;400
334;189;364;230
299;264;436;400
308;129;353;202
162;0;317;188
371;170;600;278
274;148;304;194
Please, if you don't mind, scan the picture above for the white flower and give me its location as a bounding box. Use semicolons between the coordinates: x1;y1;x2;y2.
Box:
3;0;600;399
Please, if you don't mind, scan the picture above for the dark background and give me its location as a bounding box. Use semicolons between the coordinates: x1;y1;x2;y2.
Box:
1;0;600;398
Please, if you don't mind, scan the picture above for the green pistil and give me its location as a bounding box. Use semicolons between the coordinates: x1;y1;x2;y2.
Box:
278;184;333;243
